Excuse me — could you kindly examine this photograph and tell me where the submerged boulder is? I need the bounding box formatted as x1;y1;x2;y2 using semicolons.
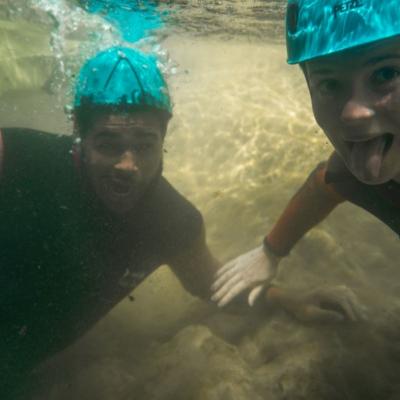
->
34;304;400;400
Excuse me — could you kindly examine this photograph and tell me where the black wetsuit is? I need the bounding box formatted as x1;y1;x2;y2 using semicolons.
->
326;152;400;235
0;128;203;397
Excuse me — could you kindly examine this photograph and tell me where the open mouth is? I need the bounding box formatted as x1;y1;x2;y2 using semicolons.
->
382;133;394;156
103;178;133;196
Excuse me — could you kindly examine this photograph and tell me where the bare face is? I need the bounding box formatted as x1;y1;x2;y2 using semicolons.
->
305;38;400;185
81;111;164;214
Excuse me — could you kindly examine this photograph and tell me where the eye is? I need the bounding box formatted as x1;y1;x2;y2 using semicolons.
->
371;66;400;86
134;143;154;153
317;79;341;96
95;141;125;156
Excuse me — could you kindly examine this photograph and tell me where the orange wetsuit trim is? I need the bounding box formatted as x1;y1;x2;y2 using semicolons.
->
264;162;345;257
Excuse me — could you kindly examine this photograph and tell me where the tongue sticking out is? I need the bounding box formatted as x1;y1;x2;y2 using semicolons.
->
350;136;387;181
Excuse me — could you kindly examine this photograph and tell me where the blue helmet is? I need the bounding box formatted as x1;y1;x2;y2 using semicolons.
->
286;0;400;64
74;46;172;114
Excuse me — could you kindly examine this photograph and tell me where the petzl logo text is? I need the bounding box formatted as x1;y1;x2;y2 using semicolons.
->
333;0;363;17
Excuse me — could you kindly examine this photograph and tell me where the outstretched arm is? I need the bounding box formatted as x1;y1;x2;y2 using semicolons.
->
168;165;366;322
210;161;367;322
212;161;345;306
168;208;365;322
168;225;220;301
264;161;345;257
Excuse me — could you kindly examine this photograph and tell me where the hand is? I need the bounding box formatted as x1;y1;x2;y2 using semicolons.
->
211;246;280;307
274;285;368;323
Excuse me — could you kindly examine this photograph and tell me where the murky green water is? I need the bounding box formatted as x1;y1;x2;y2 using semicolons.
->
1;1;399;399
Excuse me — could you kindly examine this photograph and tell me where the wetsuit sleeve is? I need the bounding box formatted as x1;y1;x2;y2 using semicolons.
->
264;162;346;257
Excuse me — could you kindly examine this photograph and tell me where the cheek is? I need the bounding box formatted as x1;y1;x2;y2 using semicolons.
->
311;97;346;153
147;152;162;171
312;101;332;137
383;91;400;124
143;151;162;177
312;96;335;129
310;91;327;126
84;152;112;175
149;145;163;164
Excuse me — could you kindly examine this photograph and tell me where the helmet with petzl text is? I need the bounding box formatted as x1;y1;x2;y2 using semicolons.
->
286;0;400;64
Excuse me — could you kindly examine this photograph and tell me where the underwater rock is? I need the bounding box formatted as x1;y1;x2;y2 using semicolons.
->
33;308;400;400
128;324;264;400
238;312;400;400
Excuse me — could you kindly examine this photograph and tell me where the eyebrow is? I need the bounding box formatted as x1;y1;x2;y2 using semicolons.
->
96;130;159;141
307;67;334;76
133;130;159;140
95;131;120;140
363;54;400;66
309;54;400;76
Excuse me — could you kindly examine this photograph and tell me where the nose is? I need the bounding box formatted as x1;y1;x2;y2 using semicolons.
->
341;100;375;124
340;87;375;126
114;151;139;173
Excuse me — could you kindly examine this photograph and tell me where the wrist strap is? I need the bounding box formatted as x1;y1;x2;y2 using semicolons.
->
263;236;289;258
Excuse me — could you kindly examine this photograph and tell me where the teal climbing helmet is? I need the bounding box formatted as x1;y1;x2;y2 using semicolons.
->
286;0;400;64
74;46;172;114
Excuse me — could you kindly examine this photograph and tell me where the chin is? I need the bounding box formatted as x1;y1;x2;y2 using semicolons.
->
351;169;392;186
94;184;143;215
97;191;139;214
105;200;137;215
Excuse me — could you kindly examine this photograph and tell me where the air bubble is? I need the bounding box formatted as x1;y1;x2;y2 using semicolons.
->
64;104;73;114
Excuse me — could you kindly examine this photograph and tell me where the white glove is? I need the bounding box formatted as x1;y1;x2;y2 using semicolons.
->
211;245;280;307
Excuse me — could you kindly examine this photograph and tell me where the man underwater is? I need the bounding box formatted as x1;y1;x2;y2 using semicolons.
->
1;46;217;397
211;0;400;316
1;45;362;398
